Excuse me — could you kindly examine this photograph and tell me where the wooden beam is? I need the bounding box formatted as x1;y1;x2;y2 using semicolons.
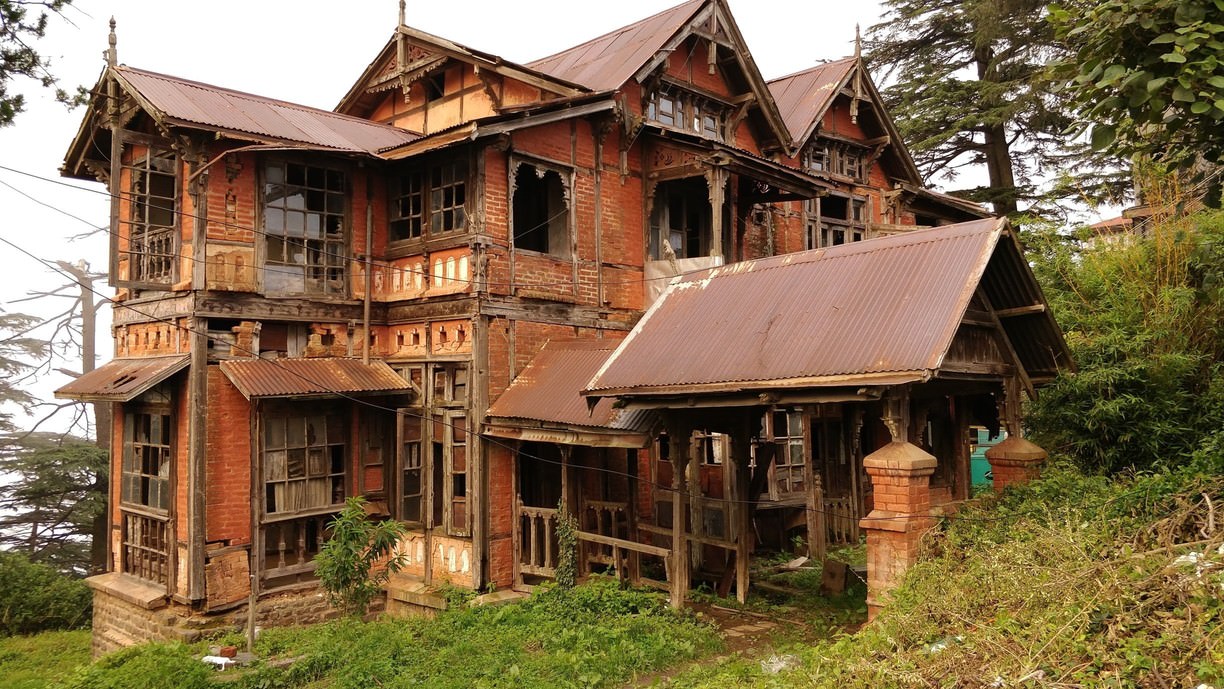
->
994;304;1046;318
976;289;1036;399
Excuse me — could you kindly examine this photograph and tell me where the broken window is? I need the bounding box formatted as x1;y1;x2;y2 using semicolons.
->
262;161;347;296
769;409;806;497
804;139;868;183
389;158;467;242
650;177;712;259
400;413;424;523
511;162;570;258
121;148;177;286
262;411;346;515
646;86;727;140
432;412;468;536
120;406;172;585
807;194;867;248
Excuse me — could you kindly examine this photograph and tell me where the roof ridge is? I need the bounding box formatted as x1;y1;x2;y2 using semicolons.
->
526;0;703;67
766;56;855;85
117;65;410;133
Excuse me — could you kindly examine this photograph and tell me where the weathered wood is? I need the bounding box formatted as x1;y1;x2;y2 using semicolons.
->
731;425;753;604
575;531;671;558
994;304;1046;318
668;424;692;609
186;318;208;600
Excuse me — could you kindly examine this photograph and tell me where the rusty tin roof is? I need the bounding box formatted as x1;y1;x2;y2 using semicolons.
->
55;355;189;402
114;66;419;154
487;340;654;435
527;0;704;91
219;358;412;399
767;59;856;144
586;218;1071;397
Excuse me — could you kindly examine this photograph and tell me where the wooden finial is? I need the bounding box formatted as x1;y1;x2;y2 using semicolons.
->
398;0;406;26
106;17;117;67
854;23;862;59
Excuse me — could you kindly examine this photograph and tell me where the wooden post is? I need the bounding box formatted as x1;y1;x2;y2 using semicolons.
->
668;424;692;609
730;425;752;604
626;448;641;585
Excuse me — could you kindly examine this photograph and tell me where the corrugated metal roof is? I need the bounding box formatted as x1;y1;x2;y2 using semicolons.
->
54;355;189;402
767;58;855;144
526;0;703;91
487;340;653;433
219;358;412;399
587;218;1071;396
114;67;419;154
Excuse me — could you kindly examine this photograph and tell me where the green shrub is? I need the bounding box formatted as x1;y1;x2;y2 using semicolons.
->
315;496;407;617
0;551;91;636
52;643;211;689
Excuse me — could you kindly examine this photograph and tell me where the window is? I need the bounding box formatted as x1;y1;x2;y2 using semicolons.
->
432;412;468;535
804;139;868;182
431;363;467;406
263;412;346;515
770;409;806;496
121;149;177;286
646;87;727;141
120;408;172;584
650;177;712;259
400;413;424;523
806;194;867;249
263;161;347;296
511;162;570;257
389;159;467;242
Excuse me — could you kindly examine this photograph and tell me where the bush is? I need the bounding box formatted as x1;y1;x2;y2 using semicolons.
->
53;643;212;689
315;496;407;617
0;551;91;636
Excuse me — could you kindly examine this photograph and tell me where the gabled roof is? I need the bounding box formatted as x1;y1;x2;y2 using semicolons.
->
585;218;1071;398
527;0;704;92
768;58;856;146
486;340;654;447
111;66;420;153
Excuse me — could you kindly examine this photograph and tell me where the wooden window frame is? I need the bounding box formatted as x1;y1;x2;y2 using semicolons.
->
769;408;807;499
117;147;179;289
260;159;349;297
509;157;573;259
119;404;173;586
388;157;468;245
808;193;868;249
261;409;348;520
645;86;729;142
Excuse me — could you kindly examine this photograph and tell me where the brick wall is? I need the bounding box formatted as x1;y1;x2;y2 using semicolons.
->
205;366;251;546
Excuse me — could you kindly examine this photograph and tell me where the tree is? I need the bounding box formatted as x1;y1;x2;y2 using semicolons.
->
0;309;46;433
0;0;81;127
315;497;407;617
0;433;106;575
866;0;1127;217
1050;0;1224;170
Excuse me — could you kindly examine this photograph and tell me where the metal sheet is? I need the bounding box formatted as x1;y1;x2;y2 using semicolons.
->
526;0;703;91
587;217;1069;396
219;358;412;399
487;340;653;434
767;59;855;144
116;67;418;154
55;355;189;402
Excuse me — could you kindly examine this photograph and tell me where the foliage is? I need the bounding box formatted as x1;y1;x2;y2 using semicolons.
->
314;496;407;617
0;629;90;689
1022;208;1224;473
0;433;107;575
554;500;578;589
0;551;91;636
53;643;214;689
657;456;1224;687
0;309;46;434
0;0;81;127
866;0;1127;216
1051;0;1224;168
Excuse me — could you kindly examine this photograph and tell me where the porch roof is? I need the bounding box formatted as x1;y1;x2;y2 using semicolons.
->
485;340;655;448
218;358;413;400
585;218;1073;399
54;355;189;403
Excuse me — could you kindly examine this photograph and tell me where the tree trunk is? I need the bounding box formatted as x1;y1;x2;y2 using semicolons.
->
975;46;1019;216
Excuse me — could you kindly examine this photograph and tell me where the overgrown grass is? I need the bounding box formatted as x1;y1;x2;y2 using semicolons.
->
657;447;1224;688
0;630;91;689
46;578;720;689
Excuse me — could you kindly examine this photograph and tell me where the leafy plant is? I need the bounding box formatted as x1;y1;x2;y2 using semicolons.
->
0;551;90;636
314;497;407;617
554;501;578;589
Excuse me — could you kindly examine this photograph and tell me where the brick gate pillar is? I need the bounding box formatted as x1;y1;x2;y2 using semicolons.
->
985;436;1047;490
859;440;937;620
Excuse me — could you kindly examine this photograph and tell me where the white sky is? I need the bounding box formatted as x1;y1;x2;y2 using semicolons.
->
0;0;886;431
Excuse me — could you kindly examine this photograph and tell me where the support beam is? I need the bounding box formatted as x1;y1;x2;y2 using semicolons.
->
667;420;693;609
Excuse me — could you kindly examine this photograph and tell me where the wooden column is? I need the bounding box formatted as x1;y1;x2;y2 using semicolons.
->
729;425;753;604
626;448;641;585
706;167;726;260
667;421;693;609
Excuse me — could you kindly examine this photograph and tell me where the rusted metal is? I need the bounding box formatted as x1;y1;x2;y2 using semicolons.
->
767;58;855;144
218;358;412;399
55;354;189;402
587;218;1072;398
486;339;653;436
527;0;704;91
114;67;418;154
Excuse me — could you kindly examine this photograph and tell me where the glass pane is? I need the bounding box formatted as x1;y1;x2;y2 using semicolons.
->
287;448;306;479
286;418;305;446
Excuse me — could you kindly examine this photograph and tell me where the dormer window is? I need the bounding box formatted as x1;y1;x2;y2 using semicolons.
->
646;86;726;141
804;139;868;183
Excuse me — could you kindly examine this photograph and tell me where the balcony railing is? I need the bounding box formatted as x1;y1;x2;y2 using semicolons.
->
262;512;334;589
121;510;170;586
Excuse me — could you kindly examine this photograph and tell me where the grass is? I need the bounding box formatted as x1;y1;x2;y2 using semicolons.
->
0;629;91;689
654;449;1224;688
41;578;721;689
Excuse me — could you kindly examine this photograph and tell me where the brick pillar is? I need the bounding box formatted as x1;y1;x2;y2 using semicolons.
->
985;436;1047;490
859;440;936;620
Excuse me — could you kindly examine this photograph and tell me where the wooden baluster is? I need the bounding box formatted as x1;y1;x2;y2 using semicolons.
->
531;514;541;568
544;512;554;569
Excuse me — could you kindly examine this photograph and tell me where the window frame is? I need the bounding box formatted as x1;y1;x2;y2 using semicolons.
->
509;157;574;259
117;146;179;289
805;193;869;249
768;408;807;499
645;84;729;142
804;138;869;184
388;156;469;245
260;159;350;298
260;408;349;521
